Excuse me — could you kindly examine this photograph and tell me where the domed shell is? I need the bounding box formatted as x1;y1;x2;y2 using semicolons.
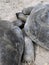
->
24;4;49;50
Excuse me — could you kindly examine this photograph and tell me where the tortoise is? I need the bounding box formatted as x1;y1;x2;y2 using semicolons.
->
0;20;25;65
24;3;49;51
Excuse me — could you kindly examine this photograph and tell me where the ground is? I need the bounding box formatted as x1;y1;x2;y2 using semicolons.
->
0;0;49;65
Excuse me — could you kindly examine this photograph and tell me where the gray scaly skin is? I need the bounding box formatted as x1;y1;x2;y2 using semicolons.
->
22;29;35;65
23;36;34;63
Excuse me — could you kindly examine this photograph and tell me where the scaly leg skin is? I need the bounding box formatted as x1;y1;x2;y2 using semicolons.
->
22;36;35;65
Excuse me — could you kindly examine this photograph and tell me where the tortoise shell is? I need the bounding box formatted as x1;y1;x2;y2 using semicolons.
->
24;3;49;50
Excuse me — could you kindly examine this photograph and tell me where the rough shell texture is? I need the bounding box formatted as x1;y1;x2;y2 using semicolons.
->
0;20;25;65
24;4;49;50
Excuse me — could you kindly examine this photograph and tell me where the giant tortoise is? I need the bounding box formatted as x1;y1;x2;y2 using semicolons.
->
24;3;49;51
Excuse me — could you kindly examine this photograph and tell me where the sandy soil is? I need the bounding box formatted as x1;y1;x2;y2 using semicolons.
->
0;0;49;21
0;0;49;65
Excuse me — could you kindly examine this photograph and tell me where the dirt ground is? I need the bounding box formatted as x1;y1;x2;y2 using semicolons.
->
0;0;49;65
